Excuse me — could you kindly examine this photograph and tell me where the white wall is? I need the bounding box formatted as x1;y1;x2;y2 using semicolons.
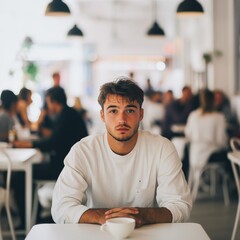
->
212;0;235;96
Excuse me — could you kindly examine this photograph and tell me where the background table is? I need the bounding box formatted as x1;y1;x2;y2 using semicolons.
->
0;148;43;233
25;223;210;240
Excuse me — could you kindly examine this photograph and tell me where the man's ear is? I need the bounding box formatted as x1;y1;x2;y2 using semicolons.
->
140;108;144;121
100;109;105;122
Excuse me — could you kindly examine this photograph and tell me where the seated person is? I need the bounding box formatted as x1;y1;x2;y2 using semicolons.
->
17;87;32;128
214;89;239;137
0;90;18;142
14;86;88;179
185;89;228;178
162;86;195;140
12;87;88;227
51;77;192;227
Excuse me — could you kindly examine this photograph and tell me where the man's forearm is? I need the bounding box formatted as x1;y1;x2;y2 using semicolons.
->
104;207;172;227
138;207;172;225
79;208;109;225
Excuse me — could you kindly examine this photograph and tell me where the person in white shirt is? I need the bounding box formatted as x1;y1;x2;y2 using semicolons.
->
185;88;228;172
51;77;192;227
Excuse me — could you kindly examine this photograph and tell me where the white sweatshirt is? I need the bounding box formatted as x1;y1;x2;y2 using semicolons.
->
51;130;192;224
185;109;227;169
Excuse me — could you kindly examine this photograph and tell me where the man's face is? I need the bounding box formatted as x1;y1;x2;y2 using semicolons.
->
46;96;58;115
100;94;143;142
182;88;192;102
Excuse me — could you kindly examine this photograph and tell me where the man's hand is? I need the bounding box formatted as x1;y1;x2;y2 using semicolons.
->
80;207;172;228
105;208;143;227
105;207;172;228
80;209;109;225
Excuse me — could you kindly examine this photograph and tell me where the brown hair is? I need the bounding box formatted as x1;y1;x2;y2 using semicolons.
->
18;87;31;101
98;76;144;108
199;88;215;114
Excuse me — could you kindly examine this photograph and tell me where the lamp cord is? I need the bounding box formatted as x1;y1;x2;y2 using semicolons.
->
153;0;158;22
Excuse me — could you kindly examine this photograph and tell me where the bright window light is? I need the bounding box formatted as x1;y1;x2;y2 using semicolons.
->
156;61;166;71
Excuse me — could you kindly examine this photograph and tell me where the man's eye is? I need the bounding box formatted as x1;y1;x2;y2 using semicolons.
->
127;109;135;113
109;109;117;114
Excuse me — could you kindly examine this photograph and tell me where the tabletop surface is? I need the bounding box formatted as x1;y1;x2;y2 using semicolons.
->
0;148;41;164
25;223;210;240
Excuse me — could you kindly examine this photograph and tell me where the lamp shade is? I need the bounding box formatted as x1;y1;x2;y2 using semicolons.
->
176;0;204;16
67;24;84;37
45;0;71;16
147;21;165;36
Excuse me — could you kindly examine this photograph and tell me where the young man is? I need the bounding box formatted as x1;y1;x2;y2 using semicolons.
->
52;77;192;227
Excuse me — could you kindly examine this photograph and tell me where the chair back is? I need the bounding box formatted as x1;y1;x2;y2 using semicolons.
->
229;138;240;197
230;137;240;151
228;138;240;240
0;148;12;203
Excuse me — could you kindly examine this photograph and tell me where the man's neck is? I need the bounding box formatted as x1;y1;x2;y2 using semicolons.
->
107;133;138;156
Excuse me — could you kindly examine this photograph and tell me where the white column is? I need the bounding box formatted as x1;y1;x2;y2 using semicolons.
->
212;0;235;95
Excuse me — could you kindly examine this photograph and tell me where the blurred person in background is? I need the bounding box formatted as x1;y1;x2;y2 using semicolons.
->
162;90;174;108
36;72;62;136
142;91;165;134
14;86;88;179
144;78;154;98
184;89;228;180
214;89;239;137
73;96;92;132
128;71;135;79
12;87;88;227
17;87;32;128
0;90;18;142
52;72;61;87
162;86;194;140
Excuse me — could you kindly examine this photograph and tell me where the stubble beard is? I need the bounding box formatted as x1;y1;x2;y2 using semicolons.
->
107;124;139;142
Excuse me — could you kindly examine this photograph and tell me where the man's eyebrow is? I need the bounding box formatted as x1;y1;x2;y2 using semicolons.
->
126;104;138;108
106;105;119;110
106;104;138;110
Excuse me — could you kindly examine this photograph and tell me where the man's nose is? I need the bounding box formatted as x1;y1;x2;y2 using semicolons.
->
118;112;127;124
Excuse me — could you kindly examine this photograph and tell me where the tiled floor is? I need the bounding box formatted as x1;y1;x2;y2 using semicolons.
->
189;198;238;240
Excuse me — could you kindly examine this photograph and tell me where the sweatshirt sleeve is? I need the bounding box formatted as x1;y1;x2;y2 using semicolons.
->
156;139;192;222
51;143;90;223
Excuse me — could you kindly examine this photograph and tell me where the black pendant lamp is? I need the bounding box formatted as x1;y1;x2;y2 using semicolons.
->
147;21;165;36
67;24;84;37
176;0;204;16
147;0;165;37
45;0;71;16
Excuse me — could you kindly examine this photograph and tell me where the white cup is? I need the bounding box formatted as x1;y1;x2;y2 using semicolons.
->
100;217;135;239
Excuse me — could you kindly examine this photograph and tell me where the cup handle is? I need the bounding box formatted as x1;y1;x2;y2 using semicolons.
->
100;223;108;233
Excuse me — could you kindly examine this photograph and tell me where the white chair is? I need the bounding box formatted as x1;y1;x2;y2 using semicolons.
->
188;153;230;206
228;137;240;240
31;180;55;226
0;149;16;240
230;137;240;152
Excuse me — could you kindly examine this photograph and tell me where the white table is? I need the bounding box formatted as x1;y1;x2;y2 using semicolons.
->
0;148;43;233
25;223;210;240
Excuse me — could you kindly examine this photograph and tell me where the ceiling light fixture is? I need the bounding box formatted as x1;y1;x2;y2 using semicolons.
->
67;24;84;37
147;0;165;37
45;0;71;16
176;0;204;16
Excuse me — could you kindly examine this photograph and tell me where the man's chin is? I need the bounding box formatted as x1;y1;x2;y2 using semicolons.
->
112;134;132;142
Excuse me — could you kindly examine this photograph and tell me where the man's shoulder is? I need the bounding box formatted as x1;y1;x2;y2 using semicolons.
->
138;131;176;157
139;130;170;144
